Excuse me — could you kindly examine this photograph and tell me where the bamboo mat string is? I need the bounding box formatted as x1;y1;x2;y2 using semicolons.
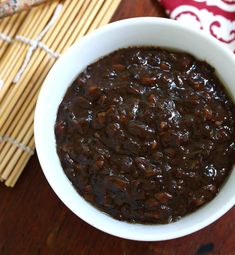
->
16;36;61;59
0;135;34;155
0;32;12;43
0;0;121;187
13;3;63;83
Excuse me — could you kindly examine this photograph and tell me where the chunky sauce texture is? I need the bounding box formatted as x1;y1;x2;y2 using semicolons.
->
55;47;235;224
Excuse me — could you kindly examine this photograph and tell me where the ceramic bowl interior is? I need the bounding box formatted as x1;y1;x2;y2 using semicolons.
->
34;17;235;241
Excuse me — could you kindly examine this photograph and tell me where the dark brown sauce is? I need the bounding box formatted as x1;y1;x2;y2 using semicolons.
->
55;47;235;224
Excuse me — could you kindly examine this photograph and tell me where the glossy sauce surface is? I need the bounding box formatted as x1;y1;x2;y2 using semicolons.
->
55;47;235;224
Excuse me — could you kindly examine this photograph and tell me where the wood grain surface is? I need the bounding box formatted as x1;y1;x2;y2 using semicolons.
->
0;0;235;254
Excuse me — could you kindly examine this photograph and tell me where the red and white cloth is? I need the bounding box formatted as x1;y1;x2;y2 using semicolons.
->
159;0;235;53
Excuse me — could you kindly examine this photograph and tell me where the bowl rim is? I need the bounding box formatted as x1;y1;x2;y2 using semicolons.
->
34;17;235;241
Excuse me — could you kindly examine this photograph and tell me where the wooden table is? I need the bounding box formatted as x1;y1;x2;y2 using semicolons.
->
1;1;235;254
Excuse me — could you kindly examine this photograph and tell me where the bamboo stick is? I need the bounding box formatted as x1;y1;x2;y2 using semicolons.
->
87;0;113;32
0;12;28;58
39;0;80;44
99;0;121;27
0;14;10;31
5;137;34;187
56;0;103;53
0;100;37;156
0;14;16;52
1;114;34;179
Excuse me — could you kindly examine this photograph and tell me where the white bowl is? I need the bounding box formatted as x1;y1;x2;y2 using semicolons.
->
34;17;235;241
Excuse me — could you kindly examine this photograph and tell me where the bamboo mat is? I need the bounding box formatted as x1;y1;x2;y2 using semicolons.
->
0;0;121;187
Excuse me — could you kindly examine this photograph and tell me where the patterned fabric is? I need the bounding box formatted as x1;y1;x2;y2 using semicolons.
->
159;0;235;53
0;0;48;18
